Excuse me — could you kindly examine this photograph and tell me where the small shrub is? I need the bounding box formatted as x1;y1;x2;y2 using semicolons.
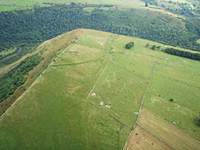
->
151;45;156;50
125;42;134;49
169;98;173;102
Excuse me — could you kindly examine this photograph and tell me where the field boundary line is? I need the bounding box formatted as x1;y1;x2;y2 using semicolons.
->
0;30;88;119
137;124;175;150
148;91;199;111
144;108;200;142
131;51;200;69
85;99;132;129
158;63;200;76
122;61;158;150
49;67;84;79
111;62;147;80
156;73;200;89
50;56;105;67
86;57;113;100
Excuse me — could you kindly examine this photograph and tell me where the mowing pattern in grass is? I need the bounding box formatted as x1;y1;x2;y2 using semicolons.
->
125;126;172;150
0;29;200;149
137;109;200;150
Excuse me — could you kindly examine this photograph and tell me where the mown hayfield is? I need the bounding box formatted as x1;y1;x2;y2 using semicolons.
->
137;109;200;150
125;126;172;150
0;29;200;150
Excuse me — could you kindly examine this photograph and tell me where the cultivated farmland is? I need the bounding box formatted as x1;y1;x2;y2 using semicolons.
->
0;29;200;149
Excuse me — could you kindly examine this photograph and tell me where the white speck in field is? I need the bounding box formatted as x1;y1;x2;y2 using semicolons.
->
91;93;96;96
134;112;139;115
100;101;104;106
106;105;111;109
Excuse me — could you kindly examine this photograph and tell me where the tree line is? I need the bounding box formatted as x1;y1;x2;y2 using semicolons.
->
162;48;200;60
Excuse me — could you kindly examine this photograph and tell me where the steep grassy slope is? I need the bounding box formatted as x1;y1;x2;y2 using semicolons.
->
0;29;200;149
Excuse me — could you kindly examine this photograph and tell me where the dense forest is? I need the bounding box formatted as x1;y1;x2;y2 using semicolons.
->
0;55;41;102
0;3;200;56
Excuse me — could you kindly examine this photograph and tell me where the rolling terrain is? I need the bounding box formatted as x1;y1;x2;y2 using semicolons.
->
0;29;199;150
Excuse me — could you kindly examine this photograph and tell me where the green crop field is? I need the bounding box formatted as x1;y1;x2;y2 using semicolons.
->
0;29;200;149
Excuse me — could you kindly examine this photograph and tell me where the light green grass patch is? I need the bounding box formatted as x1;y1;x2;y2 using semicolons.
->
77;30;111;50
113;51;156;79
88;63;147;126
132;38;200;68
103;34;133;53
149;74;200;110
52;44;106;66
143;93;200;139
156;64;200;87
158;58;200;75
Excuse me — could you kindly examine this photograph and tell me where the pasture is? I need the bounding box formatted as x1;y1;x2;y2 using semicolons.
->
0;29;200;149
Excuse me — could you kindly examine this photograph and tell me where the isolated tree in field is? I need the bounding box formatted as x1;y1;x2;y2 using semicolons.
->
196;113;200;127
125;42;134;49
145;2;149;7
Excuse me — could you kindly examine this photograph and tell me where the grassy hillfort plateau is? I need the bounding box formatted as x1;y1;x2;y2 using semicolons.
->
0;0;200;150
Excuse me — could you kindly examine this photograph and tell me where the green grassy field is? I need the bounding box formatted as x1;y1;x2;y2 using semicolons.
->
0;29;200;149
0;0;144;12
